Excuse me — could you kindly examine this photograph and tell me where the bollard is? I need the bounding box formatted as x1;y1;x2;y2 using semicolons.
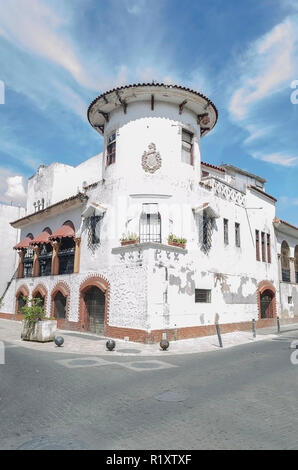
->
252;318;256;338
277;316;280;334
215;323;223;348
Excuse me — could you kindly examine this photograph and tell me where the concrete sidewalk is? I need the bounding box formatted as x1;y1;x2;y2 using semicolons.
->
1;318;298;357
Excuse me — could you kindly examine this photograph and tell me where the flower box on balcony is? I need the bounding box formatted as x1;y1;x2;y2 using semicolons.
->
168;234;187;249
120;232;139;246
120;239;139;246
168;241;186;249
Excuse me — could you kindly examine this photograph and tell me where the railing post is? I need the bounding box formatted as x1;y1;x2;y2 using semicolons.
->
277;316;280;334
215;322;223;348
252;318;256;338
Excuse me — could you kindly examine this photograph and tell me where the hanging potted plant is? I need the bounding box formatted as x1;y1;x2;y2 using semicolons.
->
168;234;187;249
21;296;57;342
120;232;139;246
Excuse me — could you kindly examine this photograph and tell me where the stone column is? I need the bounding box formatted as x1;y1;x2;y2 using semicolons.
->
51;240;60;276
17;250;24;279
290;257;295;283
33;245;41;277
74;237;81;274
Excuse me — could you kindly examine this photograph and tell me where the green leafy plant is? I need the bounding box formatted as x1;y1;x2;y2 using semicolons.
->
21;296;45;324
168;234;187;246
120;232;139;243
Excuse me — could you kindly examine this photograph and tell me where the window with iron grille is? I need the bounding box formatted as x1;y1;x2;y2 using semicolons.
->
23;248;34;278
196;210;214;253
261;232;266;262
38;243;52;277
256;230;260;261
88;215;102;247
223;218;229;245
58;238;75;275
267;234;271;263
195;289;211;303
235;223;241;247
139;204;161;243
281;240;290;282
181;129;193;165
106;132;116;166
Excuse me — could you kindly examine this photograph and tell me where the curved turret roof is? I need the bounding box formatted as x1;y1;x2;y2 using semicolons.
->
88;82;218;137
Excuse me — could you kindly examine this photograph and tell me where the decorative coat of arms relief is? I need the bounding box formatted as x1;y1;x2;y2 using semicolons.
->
141;143;162;173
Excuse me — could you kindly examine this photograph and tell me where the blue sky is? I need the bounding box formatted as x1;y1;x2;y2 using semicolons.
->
0;0;297;225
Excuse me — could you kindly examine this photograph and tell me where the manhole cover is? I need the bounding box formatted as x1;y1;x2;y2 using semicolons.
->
68;359;99;366
155;391;188;402
117;349;141;354
18;436;87;450
130;362;161;369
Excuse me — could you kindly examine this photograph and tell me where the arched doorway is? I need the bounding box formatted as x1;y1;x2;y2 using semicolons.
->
83;286;105;334
258;281;276;320
53;291;67;320
260;290;274;318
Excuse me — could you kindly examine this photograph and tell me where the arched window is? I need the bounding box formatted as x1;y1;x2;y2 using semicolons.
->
281;241;290;282
295;245;298;284
34;291;45;308
139;204;161;243
16;293;26;314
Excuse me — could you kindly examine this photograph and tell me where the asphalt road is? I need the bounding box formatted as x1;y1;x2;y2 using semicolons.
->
1;331;298;450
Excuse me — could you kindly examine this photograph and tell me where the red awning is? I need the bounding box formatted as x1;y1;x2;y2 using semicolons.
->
14;235;33;250
30;228;52;245
50;222;75;240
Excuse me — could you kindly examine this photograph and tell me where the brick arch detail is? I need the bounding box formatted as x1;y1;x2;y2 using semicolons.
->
257;280;277;320
50;281;71;322
78;275;110;332
32;283;48;315
15;284;30;313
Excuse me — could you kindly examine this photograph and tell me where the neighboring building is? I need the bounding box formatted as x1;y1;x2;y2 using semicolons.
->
1;83;297;342
0;203;25;301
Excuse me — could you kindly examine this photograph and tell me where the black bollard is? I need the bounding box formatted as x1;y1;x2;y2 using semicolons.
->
252;318;256;338
277;316;280;334
215;323;223;348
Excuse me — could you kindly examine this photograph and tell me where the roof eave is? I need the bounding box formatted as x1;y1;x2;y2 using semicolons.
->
10;194;88;229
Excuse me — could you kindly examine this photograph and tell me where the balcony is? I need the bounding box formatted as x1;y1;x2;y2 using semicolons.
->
201;176;246;207
112;241;188;266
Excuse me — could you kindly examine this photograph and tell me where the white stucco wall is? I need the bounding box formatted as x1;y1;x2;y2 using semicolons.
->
2;92;297;338
0;204;25;299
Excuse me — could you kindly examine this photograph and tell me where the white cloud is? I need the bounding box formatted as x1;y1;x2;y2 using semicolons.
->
253;152;298;167
0;169;26;205
5;176;26;203
0;0;96;90
125;0;147;15
229;17;298;120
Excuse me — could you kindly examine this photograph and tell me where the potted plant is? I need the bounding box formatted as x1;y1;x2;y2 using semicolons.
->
168;234;187;249
120;232;139;246
21;296;57;342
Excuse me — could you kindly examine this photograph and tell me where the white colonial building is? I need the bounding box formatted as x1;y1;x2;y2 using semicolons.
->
1;83;297;342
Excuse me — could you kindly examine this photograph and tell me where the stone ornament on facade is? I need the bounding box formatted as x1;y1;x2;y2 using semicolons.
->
198;114;210;126
142;143;162;173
